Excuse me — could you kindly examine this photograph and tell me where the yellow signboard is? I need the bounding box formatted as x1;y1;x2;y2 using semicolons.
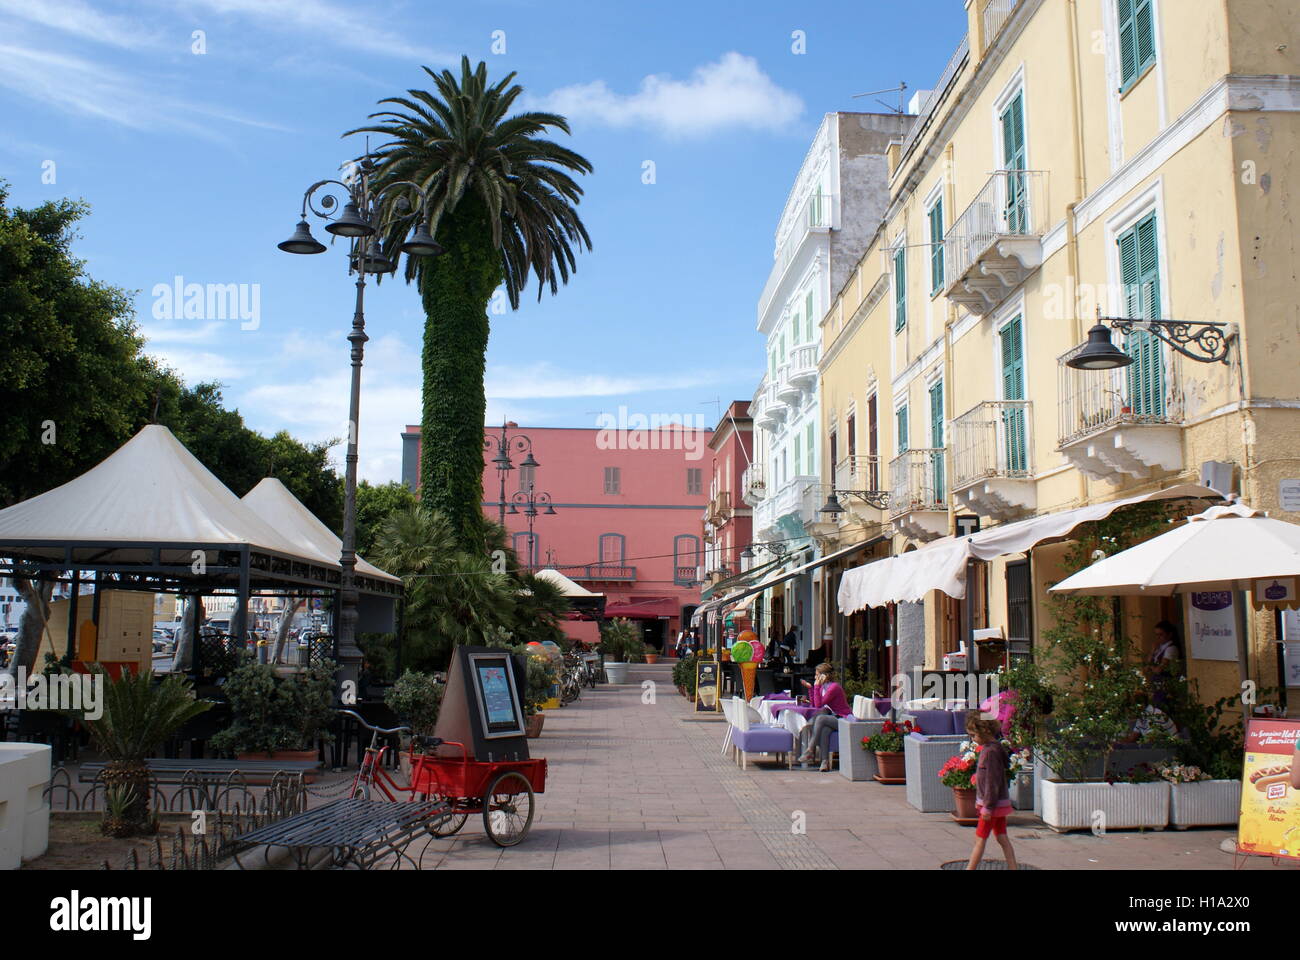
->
1236;719;1300;860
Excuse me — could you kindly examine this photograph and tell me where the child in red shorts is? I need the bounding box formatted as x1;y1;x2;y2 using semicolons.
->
966;712;1018;870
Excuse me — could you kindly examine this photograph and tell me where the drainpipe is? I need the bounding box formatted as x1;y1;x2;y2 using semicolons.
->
1065;0;1089;508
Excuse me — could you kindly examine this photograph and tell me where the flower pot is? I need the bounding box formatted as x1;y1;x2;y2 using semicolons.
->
1040;779;1170;832
604;661;630;684
1170;779;1241;829
525;714;545;739
739;661;758;700
644;653;660;665
677;685;686;697
875;750;906;781
952;786;980;821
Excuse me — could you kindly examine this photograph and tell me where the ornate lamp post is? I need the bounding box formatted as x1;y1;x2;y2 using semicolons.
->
1066;311;1237;370
507;485;557;569
483;421;539;528
277;156;443;699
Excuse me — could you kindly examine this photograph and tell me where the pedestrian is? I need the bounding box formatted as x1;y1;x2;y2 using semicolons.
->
965;711;1018;870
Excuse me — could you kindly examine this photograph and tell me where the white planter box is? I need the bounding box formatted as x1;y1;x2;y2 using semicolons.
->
1170;780;1241;829
1041;779;1170;832
604;662;630;684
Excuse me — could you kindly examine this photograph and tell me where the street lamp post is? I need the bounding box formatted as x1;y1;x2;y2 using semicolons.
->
507;485;557;569
278;157;443;700
483;421;539;528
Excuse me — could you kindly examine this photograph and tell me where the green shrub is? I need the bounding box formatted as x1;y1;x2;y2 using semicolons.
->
385;670;444;737
210;659;335;756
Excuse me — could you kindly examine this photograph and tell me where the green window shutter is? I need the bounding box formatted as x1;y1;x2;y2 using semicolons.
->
893;246;906;331
779;333;786;363
897;406;909;453
791;310;801;346
929;200;945;293
1001;93;1027;233
1000;316;1027;472
1119;212;1164;418
805;291;815;341
1118;0;1138;87
794;434;802;476
929;381;945;504
1135;0;1156;76
806;423;815;475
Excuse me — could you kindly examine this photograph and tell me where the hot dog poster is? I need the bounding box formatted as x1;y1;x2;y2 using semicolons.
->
1236;719;1300;860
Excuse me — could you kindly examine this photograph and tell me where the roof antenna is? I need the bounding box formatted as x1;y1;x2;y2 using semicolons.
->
852;82;908;114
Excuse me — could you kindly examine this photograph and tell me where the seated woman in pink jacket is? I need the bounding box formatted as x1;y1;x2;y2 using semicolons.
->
797;663;852;771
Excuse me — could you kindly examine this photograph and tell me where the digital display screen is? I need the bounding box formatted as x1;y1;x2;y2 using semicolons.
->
477;664;517;727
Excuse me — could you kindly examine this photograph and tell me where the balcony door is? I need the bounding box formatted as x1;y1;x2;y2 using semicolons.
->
1000;91;1027;233
1119;212;1165;418
999;314;1027;472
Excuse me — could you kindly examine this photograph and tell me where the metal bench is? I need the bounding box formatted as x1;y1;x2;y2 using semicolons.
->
229;797;453;870
77;758;321;812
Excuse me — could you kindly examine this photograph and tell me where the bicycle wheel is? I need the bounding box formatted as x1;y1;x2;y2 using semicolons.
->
427;808;469;838
349;777;371;800
482;772;535;847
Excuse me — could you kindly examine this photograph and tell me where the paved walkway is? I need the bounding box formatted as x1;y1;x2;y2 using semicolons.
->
412;663;1299;871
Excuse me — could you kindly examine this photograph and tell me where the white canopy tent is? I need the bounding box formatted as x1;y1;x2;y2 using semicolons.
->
243;477;400;591
838;483;1219;614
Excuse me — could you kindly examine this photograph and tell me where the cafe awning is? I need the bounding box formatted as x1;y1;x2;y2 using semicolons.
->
838;483;1220;614
717;537;881;609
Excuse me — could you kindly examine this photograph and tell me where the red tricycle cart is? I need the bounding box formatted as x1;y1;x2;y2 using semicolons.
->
410;741;547;848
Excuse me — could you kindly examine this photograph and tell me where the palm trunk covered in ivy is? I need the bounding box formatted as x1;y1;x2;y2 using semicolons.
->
351;58;592;550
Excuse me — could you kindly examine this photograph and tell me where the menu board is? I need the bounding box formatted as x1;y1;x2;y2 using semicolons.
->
1236;719;1300;861
695;659;720;713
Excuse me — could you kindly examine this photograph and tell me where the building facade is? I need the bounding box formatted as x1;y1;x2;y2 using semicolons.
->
817;0;1298;706
402;422;711;650
745;110;911;657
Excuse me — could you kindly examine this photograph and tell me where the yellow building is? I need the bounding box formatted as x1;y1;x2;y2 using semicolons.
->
818;0;1298;712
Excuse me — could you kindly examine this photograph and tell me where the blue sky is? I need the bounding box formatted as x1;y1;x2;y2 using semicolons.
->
0;0;965;483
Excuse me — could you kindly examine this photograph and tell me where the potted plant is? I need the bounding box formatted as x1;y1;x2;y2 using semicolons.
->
598;618;644;684
1159;678;1248;828
81;666;212;837
522;655;555;737
385;669;444;772
939;742;980;820
644;648;660;665
209;659;335;767
863;718;915;781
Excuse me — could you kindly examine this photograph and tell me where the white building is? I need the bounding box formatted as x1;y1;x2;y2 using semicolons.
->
745;112;908;655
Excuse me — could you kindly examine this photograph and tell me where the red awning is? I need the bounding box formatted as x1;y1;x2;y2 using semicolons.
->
603;598;678;619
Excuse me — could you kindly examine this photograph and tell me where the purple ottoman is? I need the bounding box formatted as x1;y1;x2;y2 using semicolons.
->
731;725;794;770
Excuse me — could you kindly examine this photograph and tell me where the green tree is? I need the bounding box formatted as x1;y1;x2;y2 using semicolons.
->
356;480;417;557
349;57;593;550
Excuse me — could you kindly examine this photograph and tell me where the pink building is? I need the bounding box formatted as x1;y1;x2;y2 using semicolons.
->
701;402;754;584
401;421;711;650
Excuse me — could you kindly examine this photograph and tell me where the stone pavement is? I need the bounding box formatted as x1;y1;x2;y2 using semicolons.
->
409;663;1299;871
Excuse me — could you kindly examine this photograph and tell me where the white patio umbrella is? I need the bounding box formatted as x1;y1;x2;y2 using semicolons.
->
1050;501;1300;599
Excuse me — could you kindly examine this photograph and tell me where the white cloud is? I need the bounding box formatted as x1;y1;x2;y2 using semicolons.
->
146;347;248;383
0;0;160;50
174;0;452;64
538;52;803;138
0;43;286;138
140;320;228;345
485;363;715;399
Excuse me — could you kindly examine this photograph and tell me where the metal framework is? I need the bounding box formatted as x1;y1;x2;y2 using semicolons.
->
1103;316;1236;365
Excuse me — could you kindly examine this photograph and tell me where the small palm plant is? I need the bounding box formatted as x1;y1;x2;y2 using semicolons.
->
83;667;211;836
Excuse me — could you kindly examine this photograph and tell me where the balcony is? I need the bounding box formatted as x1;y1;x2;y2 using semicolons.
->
888;449;948;541
834;455;887;522
753;474;819;539
800;481;840;537
951;400;1036;520
758;193;833;322
775;363;802;407
1056;345;1184;480
675;565;700;587
568;564;638;582
707;491;733;525
788;344;819;391
741;463;767;506
942;170;1047;316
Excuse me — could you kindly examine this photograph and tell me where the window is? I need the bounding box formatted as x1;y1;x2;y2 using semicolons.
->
846;412;857;459
1000;92;1028;233
1000;315;1027;472
893;245;907;332
805;291;815;341
829;430;838;473
674;534;702;573
1118;0;1156;92
598;533;625;565
517;462;535;493
686;468;702;495
805;423;814;476
1006;560;1033;661
896;404;909;453
928;199;945;293
603;466;620;494
512;531;537;568
1119;211;1164;417
791;308;802;345
867;394;879;489
929;380;945;503
794;435;803;476
779;333;786;363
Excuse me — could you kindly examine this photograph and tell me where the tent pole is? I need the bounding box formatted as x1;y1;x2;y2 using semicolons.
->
66;569;80;662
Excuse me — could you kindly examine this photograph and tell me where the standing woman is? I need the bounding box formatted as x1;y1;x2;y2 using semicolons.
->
797;663;853;772
1148;620;1184;711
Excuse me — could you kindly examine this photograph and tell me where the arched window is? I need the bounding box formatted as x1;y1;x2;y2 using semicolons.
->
674;534;702;585
513;532;537;568
598;533;625;565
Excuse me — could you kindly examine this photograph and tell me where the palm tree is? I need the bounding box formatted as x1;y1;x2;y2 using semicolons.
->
348;57;593;550
372;503;518;671
82;668;212;836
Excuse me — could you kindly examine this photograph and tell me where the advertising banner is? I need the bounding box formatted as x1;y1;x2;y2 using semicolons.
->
694;659;720;713
1236;719;1300;860
1184;590;1239;661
